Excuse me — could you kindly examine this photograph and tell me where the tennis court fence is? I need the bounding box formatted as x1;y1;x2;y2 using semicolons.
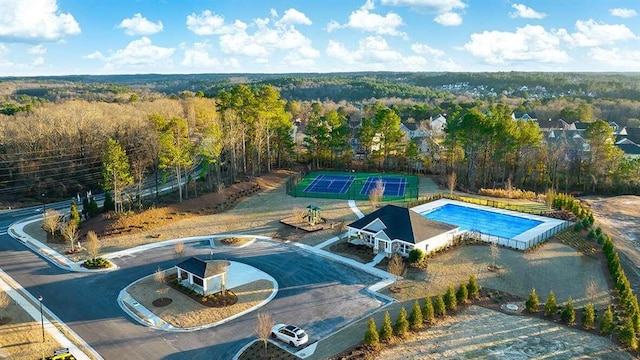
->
285;170;419;201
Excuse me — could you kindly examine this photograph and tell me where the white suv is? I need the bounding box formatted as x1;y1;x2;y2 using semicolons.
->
271;324;309;347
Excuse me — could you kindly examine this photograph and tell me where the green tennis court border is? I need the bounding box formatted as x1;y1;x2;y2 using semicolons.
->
286;170;419;202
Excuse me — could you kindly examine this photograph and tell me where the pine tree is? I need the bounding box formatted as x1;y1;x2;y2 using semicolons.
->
560;297;575;324
69;201;81;228
582;303;595;329
444;285;457;311
409;300;423;330
434;294;447;317
599;306;614;335
364;317;379;349
394;307;409;338
103;191;115;212
423;296;435;324
467;274;480;300
619;317;638;350
525;288;539;313
544;291;557;317
379;311;393;342
456;282;468;304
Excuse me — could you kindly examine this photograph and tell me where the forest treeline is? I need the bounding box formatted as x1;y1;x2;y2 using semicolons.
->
1;73;639;204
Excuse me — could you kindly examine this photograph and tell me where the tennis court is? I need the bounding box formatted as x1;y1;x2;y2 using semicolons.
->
286;170;419;201
360;177;407;197
304;174;355;194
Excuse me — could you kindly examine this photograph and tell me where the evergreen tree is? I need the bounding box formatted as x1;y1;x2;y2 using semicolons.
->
561;297;575;324
525;288;539;313
364;317;379;349
544;291;557;317
82;196;90;219
103;191;115;212
434;294;447;317
467;274;480;300
409;300;423;330
619;317;638;350
456;282;468;304
423;296;435;324
444;285;458;311
379;311;393;342
599;306;614;335
582;303;595;329
88;197;99;216
394;307;409;338
69;201;81;228
102;137;133;212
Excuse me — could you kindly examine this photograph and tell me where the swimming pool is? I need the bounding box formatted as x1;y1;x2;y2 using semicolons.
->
420;203;543;239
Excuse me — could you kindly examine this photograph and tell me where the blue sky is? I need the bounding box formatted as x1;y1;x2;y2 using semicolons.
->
1;0;639;76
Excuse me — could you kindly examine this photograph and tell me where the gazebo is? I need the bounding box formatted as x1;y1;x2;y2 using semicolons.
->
175;257;230;296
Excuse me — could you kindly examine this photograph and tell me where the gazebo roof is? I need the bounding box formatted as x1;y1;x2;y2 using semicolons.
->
176;257;229;279
307;205;321;211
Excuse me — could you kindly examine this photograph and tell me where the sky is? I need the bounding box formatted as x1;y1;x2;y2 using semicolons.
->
0;0;639;76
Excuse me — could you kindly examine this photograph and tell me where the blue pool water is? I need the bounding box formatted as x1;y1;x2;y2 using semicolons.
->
421;203;542;238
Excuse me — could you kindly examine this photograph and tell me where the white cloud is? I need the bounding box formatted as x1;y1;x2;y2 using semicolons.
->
434;12;462;26
556;19;636;47
180;40;242;70
279;8;312;25
329;0;406;36
83;51;104;60
589;47;640;68
411;43;445;57
381;0;466;12
464;25;570;65
0;0;80;42
186;10;246;35
33;56;45;66
326;36;435;71
28;44;47;55
510;4;546;19
107;37;174;66
270;9;278;18
610;8;637;18
118;13;163;36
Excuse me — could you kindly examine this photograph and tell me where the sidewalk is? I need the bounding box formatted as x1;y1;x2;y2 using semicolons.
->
0;270;100;360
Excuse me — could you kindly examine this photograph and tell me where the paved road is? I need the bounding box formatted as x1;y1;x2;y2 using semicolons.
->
0;218;383;359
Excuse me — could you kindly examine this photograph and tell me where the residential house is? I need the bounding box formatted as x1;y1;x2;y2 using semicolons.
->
347;204;459;257
428;114;447;136
511;112;538;122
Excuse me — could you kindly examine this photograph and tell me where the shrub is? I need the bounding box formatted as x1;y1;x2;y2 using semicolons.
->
467;275;480;300
620;318;638;350
600;306;614;335
581;218;591;229
423;296;435;324
573;222;584;232
596;233;606;245
444;285;457;311
408;248;425;264
82;257;111;269
582;303;595;329
525;288;539;313
409;300;423;330
394;307;409;338
595;227;602;236
544;291;557;317
456;283;468;304
560;298;575;324
379;311;393;342
587;229;596;239
434;294;447;317
364;318;379;348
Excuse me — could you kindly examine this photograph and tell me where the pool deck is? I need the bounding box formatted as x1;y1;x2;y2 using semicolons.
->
412;199;568;249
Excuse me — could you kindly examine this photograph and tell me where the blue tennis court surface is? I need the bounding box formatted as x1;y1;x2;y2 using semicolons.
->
360;177;407;197
304;174;355;194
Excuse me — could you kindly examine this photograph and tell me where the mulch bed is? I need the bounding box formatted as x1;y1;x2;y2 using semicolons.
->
152;298;173;307
238;341;298;360
165;273;238;308
0;316;11;325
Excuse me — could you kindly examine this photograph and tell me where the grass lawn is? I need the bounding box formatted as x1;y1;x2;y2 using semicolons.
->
126;270;274;328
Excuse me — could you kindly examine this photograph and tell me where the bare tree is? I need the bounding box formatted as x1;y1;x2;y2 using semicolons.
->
387;253;406;281
61;221;79;252
292;207;307;228
0;291;10;321
490;242;500;269
369;179;384;209
255;312;275;356
586;279;598;304
41;209;61;242
154;268;169;301
447;171;457;197
85;231;101;260
173;241;185;260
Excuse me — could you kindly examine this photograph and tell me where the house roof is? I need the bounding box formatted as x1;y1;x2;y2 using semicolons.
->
347;204;457;244
535;119;572;130
402;122;418;131
617;143;640;155
176;257;230;279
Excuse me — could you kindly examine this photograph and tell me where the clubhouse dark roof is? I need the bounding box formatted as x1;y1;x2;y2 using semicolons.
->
348;204;457;244
176;257;230;278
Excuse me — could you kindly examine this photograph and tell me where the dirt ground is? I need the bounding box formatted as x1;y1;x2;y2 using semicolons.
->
583;195;640;294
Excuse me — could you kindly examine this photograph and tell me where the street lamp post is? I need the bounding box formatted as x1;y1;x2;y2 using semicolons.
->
41;193;46;219
38;295;44;342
